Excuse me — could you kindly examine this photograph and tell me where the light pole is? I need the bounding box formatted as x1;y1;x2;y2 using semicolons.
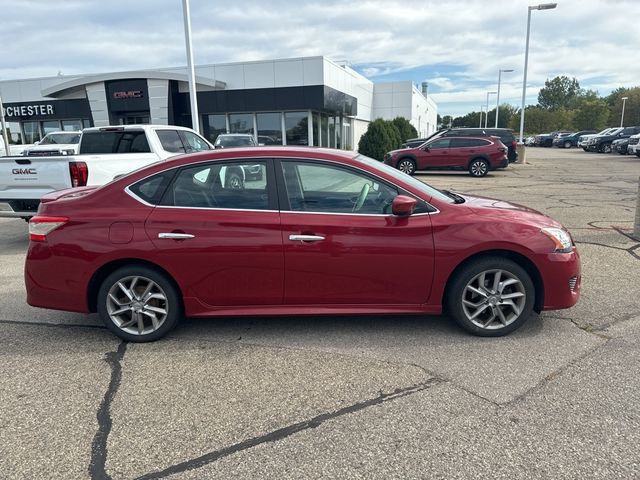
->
519;3;557;143
495;69;514;128
620;96;629;127
479;105;485;128
485;92;497;128
182;0;200;133
0;96;10;156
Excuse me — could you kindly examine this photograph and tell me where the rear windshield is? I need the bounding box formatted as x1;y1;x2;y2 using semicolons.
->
80;130;151;154
214;136;255;147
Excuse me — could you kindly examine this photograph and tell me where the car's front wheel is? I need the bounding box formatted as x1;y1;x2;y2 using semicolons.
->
446;257;535;336
599;142;612;153
97;265;182;342
564;141;572;149
468;158;489;177
397;158;416;176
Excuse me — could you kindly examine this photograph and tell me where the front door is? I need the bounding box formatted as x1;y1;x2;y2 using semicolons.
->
416;138;451;168
277;159;435;305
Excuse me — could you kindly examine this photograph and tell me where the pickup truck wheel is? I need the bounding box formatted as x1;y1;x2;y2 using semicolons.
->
225;172;244;189
97;265;182;342
564;141;572;148
582;147;588;151
599;142;612;153
446;256;534;337
468;158;489;177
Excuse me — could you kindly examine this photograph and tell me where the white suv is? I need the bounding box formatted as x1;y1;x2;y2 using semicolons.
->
627;133;640;157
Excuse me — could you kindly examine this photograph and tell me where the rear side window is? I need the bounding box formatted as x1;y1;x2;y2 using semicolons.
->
80;131;151;154
129;170;176;205
157;130;186;153
179;131;212;152
450;138;489;147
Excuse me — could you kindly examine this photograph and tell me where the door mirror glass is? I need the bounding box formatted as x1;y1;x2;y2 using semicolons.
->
391;195;417;216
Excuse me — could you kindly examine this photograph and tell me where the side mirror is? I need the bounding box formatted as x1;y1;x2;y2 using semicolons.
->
34;141;40;145
392;195;417;216
423;145;430;151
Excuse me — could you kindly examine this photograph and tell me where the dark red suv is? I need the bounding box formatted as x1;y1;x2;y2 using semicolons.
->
384;136;509;177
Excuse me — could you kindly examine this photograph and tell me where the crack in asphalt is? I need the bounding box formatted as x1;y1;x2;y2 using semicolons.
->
133;378;443;480
89;341;128;480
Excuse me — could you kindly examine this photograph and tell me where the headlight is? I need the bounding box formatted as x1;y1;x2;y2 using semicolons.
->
62;149;76;155
541;227;572;253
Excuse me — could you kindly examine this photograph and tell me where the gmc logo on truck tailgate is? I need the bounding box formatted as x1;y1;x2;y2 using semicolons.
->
12;168;37;175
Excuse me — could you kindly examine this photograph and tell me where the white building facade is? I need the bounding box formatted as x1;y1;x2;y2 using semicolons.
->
0;56;437;150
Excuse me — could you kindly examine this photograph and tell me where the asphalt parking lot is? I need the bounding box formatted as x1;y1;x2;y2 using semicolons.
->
1;147;639;479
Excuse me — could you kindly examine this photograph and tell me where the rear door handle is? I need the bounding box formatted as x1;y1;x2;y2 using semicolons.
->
158;232;195;240
289;234;325;242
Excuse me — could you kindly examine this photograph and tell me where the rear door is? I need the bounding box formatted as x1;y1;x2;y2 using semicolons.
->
143;158;284;308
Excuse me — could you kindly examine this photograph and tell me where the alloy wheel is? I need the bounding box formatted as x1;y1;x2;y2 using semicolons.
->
469;160;488;177
397;159;415;175
460;269;526;330
106;275;169;335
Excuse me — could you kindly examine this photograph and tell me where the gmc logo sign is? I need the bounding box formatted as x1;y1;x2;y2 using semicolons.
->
12;168;37;175
113;90;143;99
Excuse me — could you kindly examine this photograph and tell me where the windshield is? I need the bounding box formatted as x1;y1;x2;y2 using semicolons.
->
606;128;623;136
355;154;455;204
40;133;81;145
214;135;254;147
596;128;612;135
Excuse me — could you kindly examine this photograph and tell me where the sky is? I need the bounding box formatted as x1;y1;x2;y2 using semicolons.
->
1;0;638;117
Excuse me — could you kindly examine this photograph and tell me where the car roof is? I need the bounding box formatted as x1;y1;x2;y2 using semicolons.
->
82;125;199;133
217;133;254;137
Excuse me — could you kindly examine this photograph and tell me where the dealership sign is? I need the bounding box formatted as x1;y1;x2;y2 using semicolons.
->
3;104;55;117
113;90;143;99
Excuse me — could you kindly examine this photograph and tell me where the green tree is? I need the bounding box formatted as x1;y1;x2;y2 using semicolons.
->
606;87;640;127
385;121;402;150
391;117;418;143
452;111;482;128
441;115;453;128
573;98;609;130
357;119;395;161
538;76;581;110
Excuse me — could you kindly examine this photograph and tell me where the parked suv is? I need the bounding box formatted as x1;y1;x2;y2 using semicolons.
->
627;134;640;157
414;128;518;162
552;130;597;148
586;126;640;153
384;136;508;177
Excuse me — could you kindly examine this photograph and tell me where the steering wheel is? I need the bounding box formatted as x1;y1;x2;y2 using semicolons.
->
352;183;371;212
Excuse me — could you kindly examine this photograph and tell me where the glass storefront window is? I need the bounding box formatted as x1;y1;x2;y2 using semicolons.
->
62;120;82;131
328;116;336;149
285;111;308;146
312;113;320;147
42;121;61;134
256;112;282;145
23;122;41;144
229;113;253;135
343;118;352;150
6;122;23;144
320;114;328;148
203;114;227;143
336;117;342;149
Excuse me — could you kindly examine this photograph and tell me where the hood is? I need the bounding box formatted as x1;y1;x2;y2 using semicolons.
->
459;193;562;228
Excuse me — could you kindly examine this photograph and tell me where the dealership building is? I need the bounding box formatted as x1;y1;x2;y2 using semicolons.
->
0;56;437;150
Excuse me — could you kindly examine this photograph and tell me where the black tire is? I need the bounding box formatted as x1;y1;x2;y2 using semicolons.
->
599;142;612;153
446;256;535;337
468;158;489;177
97;265;182;342
564;141;572;149
225;171;244;189
582;147;588;152
397;158;416;176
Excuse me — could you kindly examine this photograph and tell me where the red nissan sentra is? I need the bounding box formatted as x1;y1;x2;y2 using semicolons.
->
25;147;580;342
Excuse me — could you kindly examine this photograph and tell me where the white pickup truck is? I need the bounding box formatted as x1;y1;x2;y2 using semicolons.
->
0;124;212;219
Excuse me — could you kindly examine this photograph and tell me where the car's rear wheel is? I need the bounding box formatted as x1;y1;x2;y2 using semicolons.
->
446;257;535;336
564;141;572;148
97;265;182;342
397;158;416;176
468;158;489;177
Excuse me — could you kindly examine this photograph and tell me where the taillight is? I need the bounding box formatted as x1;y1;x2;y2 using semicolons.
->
69;161;88;187
28;216;68;242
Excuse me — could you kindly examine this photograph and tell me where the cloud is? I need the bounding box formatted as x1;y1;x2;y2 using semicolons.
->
0;0;638;117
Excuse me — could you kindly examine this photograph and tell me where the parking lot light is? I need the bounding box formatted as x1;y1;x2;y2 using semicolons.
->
519;3;558;143
621;97;629;127
479;105;485;128
485;92;497;128
495;69;514;128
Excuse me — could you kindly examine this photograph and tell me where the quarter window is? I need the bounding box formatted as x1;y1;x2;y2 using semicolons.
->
157;130;186;153
281;161;398;214
179;131;212;152
129;169;177;205
166;161;270;210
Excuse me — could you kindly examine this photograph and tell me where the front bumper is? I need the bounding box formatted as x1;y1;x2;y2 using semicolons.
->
536;248;581;310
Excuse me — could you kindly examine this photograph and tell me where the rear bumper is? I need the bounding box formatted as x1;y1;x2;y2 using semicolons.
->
0;199;39;218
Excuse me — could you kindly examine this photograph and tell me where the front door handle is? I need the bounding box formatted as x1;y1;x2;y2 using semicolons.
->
289;234;325;242
158;232;195;240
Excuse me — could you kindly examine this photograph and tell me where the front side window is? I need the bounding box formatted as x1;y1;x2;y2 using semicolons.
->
157;130;186;153
166;161;269;210
179;131;212;152
281;161;398;214
428;139;450;149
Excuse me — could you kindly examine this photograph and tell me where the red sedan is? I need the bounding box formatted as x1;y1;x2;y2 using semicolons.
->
384;136;509;177
25;147;580;342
